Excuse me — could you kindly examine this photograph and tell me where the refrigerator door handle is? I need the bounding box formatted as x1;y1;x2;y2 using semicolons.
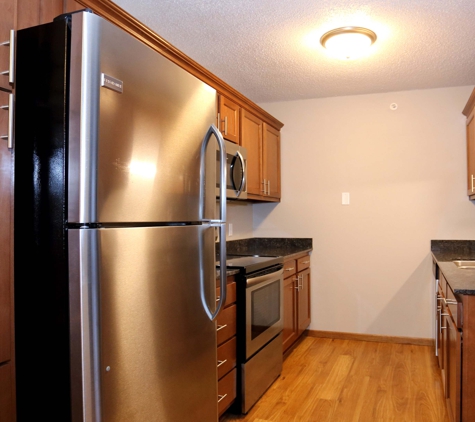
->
200;124;227;321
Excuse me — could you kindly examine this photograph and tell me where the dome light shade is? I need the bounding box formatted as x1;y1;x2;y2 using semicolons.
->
320;27;377;60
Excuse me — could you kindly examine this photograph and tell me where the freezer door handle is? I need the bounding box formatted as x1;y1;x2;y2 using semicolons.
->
199;124;227;321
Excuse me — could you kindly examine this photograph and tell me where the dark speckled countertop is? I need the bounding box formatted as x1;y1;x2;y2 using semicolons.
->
226;237;312;260
431;240;475;295
216;237;313;278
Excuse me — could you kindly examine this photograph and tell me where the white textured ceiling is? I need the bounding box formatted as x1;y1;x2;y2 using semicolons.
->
114;0;475;103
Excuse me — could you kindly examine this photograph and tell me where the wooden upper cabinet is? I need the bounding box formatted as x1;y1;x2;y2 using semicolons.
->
240;109;281;201
63;0;84;13
240;109;263;196
0;0;83;90
218;95;240;144
0;0;14;91
467;110;475;197
464;88;475;198
263;123;281;199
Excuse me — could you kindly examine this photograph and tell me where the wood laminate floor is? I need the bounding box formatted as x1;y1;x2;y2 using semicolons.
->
221;336;449;422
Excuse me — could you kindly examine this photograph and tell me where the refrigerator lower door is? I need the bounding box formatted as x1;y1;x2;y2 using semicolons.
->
69;225;218;422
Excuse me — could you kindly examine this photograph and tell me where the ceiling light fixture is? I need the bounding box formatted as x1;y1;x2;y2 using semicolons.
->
320;26;377;60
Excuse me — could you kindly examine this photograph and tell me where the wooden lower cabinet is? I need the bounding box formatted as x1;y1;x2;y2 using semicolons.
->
216;275;237;417
446;312;462;422
283;273;298;352
282;253;311;354
0;362;14;422
297;268;311;336
433;267;475;422
218;368;237;416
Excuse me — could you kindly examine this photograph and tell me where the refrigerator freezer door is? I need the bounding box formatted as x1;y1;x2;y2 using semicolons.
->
68;12;217;224
69;225;218;422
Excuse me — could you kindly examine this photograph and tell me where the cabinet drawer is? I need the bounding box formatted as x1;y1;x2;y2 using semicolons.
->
216;282;236;308
218;367;237;416
446;285;463;329
217;304;236;346
217;336;236;379
297;255;310;272
283;259;297;277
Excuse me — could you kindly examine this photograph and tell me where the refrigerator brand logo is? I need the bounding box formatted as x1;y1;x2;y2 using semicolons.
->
101;73;123;93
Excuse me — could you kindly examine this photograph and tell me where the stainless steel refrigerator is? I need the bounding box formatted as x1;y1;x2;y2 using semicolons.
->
14;10;227;422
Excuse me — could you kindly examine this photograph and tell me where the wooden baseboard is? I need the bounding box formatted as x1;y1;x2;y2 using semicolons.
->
307;329;434;347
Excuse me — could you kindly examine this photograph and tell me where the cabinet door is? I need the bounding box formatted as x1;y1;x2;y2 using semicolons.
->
437;288;444;371
283;275;298;353
240;109;263;196
446;314;462;422
263;123;281;199
467;111;475;196
0;362;14;422
218;95;240;144
0;0;14;91
0;90;12;365
297;268;311;335
63;0;84;13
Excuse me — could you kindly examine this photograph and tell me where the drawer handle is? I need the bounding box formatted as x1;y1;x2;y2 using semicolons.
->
301;260;310;264
218;394;228;403
217;359;227;368
285;267;295;271
217;324;227;332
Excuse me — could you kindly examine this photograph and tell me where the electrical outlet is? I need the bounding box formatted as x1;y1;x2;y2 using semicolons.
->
342;192;350;205
228;223;233;236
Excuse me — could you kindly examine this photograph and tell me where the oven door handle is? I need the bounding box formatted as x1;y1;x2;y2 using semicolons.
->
246;268;284;288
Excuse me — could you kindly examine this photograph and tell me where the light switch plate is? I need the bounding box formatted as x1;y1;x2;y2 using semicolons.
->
342;192;350;205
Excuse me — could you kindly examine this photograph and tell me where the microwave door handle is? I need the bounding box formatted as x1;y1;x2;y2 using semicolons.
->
234;150;246;198
199;124;227;320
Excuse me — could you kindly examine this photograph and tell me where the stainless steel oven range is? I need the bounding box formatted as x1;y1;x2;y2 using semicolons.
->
222;255;284;414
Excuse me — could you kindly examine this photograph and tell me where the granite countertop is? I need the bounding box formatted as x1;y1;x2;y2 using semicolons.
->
216;237;313;278
431;240;475;295
225;237;313;260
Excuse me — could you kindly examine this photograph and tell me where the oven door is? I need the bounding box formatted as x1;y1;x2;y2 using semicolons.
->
245;268;283;359
216;141;247;200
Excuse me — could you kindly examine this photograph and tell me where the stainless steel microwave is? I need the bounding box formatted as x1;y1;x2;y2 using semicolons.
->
216;140;247;200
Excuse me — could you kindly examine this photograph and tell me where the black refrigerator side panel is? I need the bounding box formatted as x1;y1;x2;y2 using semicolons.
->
14;19;72;421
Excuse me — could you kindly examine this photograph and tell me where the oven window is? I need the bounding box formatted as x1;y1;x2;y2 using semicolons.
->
251;280;281;340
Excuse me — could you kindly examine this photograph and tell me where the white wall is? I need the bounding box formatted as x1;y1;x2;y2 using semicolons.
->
225;201;254;240
247;86;475;339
